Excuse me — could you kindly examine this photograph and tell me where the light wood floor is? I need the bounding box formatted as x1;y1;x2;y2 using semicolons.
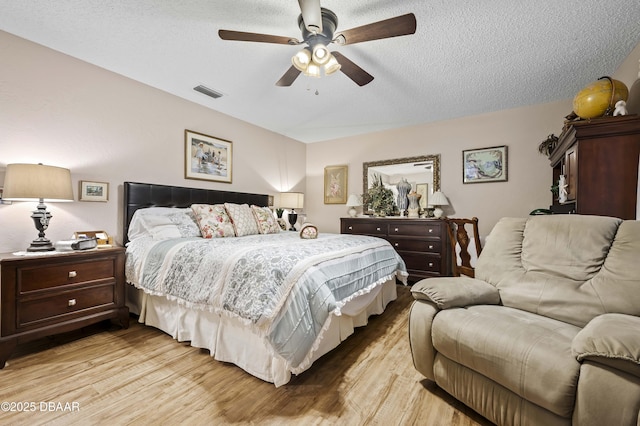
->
0;285;492;426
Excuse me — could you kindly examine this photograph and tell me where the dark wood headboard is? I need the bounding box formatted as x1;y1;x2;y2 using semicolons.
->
123;182;269;245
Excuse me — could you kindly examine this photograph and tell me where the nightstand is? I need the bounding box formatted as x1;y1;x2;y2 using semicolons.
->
0;247;129;368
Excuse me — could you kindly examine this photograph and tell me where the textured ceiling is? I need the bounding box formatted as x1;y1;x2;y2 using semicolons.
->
1;1;640;143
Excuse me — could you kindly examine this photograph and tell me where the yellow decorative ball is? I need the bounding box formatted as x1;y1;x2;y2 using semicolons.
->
573;77;628;119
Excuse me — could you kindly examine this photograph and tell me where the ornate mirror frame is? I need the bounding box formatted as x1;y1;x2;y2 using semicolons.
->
362;154;441;213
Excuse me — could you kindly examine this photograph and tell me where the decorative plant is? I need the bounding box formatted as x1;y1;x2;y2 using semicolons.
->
363;174;395;216
538;134;558;157
275;208;284;218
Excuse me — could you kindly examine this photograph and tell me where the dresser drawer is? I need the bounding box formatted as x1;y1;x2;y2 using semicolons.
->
342;221;387;235
18;259;116;293
400;252;442;274
18;283;116;326
388;238;442;253
388;222;442;237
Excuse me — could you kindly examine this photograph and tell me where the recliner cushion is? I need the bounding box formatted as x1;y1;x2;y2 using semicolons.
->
432;305;581;418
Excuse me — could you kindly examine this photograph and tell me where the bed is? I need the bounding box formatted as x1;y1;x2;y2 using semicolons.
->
123;182;407;386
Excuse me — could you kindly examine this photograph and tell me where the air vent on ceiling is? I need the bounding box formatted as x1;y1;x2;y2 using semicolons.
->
194;85;223;99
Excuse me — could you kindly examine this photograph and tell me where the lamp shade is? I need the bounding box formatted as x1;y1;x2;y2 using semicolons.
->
292;48;312;72
430;191;449;206
3;163;74;202
324;54;341;75
279;192;304;209
346;194;362;207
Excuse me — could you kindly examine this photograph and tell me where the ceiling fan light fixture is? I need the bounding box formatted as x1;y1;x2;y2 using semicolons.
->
323;54;341;75
292;48;312;72
312;44;330;65
304;62;321;78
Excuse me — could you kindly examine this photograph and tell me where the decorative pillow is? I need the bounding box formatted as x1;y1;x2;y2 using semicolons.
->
128;207;201;241
224;203;260;237
251;206;280;234
191;204;235;238
299;223;318;239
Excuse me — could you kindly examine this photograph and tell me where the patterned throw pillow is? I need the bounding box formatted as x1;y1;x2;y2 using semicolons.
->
191;204;235;238
251;205;280;234
224;203;260;237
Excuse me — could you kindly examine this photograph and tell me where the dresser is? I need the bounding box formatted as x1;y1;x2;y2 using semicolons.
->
0;247;129;368
341;217;451;282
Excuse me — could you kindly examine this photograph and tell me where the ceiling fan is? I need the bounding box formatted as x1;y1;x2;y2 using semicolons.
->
218;0;417;87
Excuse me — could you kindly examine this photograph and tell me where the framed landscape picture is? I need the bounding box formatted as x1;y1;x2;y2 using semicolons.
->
185;129;232;183
79;181;109;202
462;145;508;184
324;165;348;204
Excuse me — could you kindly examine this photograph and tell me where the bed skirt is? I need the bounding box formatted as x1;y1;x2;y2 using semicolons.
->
125;279;398;386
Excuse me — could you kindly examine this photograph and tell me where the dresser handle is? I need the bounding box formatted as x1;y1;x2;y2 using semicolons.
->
428;244;434;250
68;271;77;278
68;299;77;307
428;262;434;267
428;229;433;233
394;228;399;232
376;227;381;231
394;243;399;247
348;226;353;230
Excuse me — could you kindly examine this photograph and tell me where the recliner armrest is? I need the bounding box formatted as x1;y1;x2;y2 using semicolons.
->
572;313;640;377
410;276;501;309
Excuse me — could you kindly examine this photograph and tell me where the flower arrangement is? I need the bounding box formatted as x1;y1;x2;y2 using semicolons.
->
363;174;395;216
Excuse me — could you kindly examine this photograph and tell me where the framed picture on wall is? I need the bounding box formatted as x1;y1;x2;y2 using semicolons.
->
324;165;348;204
185;129;233;183
462;145;508;184
79;181;109;202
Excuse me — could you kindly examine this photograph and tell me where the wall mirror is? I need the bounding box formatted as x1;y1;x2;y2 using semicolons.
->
362;154;440;213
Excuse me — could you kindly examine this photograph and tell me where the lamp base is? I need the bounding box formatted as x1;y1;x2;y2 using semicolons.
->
27;237;54;252
288;212;298;231
434;207;445;218
348;207;357;217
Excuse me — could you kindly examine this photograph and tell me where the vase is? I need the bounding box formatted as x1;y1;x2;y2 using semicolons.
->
407;191;421;218
396;178;411;215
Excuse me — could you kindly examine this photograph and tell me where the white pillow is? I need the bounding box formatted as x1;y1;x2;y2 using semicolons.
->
128;207;201;241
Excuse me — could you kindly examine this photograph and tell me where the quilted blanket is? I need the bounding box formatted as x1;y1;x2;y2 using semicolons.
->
125;232;407;370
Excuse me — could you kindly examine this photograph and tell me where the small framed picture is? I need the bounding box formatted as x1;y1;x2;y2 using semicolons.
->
324;165;348;204
79;181;109;202
462;145;508;184
185;129;232;183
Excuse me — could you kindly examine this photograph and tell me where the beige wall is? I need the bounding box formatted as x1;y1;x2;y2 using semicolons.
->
2;28;638;253
0;31;306;253
306;40;640;238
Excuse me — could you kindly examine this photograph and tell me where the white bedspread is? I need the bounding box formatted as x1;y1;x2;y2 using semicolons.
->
125;232;407;373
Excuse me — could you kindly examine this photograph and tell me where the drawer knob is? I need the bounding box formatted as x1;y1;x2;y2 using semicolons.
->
428;245;434;250
376;227;381;231
68;271;77;278
428;262;434;267
428;229;433;233
68;299;77;307
348;226;353;230
394;243;399;247
394;228;399;232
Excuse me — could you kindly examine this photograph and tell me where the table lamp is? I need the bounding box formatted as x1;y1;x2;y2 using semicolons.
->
430;191;449;218
346;194;362;217
279;192;304;231
3;163;74;251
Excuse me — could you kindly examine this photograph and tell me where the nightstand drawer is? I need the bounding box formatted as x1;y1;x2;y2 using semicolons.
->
19;259;116;293
18;283;116;326
389;222;441;237
388;238;442;253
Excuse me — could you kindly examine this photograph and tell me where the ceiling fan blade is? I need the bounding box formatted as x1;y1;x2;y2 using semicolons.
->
219;29;300;45
276;66;302;87
332;52;374;86
298;0;322;33
334;13;417;46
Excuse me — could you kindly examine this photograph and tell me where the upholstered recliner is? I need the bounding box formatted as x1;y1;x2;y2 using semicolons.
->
409;215;640;426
